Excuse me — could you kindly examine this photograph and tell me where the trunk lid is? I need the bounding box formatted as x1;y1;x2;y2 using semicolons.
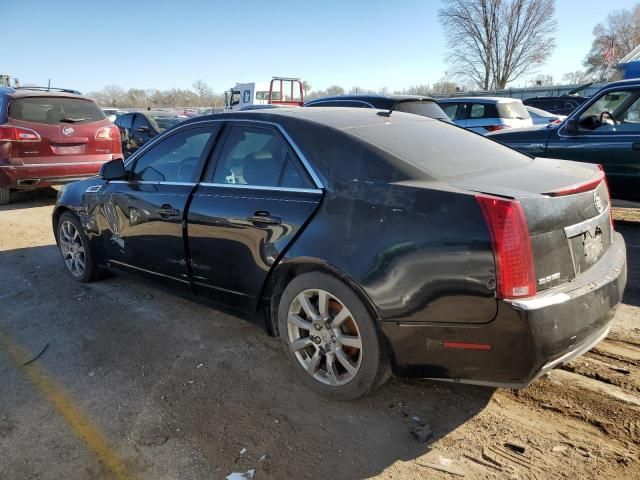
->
451;158;612;292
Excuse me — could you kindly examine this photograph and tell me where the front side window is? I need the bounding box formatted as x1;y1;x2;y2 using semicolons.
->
212;126;311;188
132;128;214;182
132;114;151;133
579;90;640;132
115;114;133;129
469;104;486;118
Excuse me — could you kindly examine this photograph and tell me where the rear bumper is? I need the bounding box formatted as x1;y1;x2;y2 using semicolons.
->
0;156;115;189
382;231;627;387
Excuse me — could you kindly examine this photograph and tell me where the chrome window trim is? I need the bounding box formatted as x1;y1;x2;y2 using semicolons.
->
563;206;610;238
124;118;324;190
108;180;196;187
198;182;322;194
304;99;375;108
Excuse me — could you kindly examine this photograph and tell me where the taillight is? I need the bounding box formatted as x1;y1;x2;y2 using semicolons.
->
0;125;41;142
484;125;509;132
476;195;536;299
596;164;614;230
95;125;118;141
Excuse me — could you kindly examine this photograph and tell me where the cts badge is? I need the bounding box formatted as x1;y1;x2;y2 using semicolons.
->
62;126;75;136
593;190;604;214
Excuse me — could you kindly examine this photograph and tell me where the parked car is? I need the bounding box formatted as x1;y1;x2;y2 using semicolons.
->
53;108;626;400
525;106;566;125
304;94;451;121
522;96;588;116
0;86;122;204
489;78;640;201
114;111;184;157
438;97;532;133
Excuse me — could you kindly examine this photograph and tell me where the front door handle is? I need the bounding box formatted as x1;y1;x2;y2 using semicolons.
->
157;204;180;218
247;211;281;225
632;143;640;151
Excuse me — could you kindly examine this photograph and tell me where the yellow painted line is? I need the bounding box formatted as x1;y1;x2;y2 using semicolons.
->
0;329;134;480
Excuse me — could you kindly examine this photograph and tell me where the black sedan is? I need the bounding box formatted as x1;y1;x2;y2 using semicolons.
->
53;108;627;400
114;111;185;158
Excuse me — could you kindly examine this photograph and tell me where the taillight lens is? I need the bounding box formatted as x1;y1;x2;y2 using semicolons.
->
596;164;614;230
95;125;119;140
0;125;41;142
476;195;536;299
484;125;509;132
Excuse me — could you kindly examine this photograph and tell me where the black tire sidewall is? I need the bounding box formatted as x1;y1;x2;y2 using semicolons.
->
277;271;387;400
56;212;97;282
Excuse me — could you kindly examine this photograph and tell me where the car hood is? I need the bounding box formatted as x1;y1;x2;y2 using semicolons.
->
487;124;556;143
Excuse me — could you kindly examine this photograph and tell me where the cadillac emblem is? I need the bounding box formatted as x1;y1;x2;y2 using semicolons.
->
62;126;75;136
593;190;604;214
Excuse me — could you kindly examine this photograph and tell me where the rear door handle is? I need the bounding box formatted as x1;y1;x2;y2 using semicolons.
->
247;211;281;225
632;143;640;151
157;204;180;218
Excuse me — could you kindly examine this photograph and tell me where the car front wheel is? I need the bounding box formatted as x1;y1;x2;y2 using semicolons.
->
0;187;10;205
56;212;99;282
278;272;390;400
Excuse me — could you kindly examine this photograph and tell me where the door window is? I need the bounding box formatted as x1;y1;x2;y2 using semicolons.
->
132;114;151;133
579;90;640;132
469;104;486;118
211;126;312;188
131;128;214;182
116;114;133;129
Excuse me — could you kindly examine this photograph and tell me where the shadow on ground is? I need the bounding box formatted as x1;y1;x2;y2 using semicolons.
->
0;188;58;212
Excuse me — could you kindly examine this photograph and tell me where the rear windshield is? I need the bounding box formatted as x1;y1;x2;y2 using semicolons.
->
9;97;106;125
343;117;531;181
395;101;451;121
496;101;530;120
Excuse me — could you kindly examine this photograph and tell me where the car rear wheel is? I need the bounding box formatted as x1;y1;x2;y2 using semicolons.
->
278;272;390;400
56;212;99;282
0;187;10;205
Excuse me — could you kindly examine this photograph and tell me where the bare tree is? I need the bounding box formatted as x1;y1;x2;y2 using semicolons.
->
583;4;640;81
192;79;213;98
100;85;126;107
302;81;312;96
439;0;557;90
326;85;345;96
562;70;590;85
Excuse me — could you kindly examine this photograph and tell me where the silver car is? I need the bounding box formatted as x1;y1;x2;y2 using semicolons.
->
439;97;532;134
525;105;566;125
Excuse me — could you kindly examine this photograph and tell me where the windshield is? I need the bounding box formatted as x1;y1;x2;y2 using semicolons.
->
9;97;106;125
255;91;282;101
395;101;451;121
497;101;530;120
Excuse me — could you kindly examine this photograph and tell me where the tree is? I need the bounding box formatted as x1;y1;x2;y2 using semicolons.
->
439;0;557;90
302;81;312;96
192;79;213;98
583;5;640;81
562;71;590;85
100;85;126;107
326;85;345;96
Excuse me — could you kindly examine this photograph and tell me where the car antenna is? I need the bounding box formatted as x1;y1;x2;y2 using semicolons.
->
377;101;398;117
47;78;51;91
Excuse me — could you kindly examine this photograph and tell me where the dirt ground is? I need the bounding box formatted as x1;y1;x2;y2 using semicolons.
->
0;189;638;480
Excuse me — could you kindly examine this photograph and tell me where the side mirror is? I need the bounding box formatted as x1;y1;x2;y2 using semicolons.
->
99;159;126;180
137;125;149;133
564;118;579;134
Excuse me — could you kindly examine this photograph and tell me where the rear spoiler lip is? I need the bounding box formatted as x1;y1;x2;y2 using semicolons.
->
542;170;605;197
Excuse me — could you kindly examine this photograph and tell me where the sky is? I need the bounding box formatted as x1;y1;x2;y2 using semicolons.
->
2;0;636;94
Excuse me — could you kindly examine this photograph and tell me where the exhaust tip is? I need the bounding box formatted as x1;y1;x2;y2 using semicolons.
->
17;179;40;186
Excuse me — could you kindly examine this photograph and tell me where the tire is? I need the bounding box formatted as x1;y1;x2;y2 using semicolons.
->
0;187;10;205
278;272;390;400
56;212;100;282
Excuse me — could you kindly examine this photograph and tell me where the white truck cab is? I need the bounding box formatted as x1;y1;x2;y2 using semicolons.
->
225;77;304;111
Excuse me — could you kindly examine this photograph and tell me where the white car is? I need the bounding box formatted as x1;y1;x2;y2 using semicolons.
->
101;108;123;122
439;97;533;134
525;105;566;125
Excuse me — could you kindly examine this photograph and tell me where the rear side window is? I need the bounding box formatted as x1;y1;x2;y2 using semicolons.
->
469;104;486;118
497;101;529;119
441;103;459;120
8;97;106;125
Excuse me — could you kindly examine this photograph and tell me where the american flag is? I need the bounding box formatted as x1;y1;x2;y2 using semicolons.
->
604;36;615;65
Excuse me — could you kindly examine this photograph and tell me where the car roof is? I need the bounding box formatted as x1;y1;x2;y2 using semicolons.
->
183;106;437;131
596;78;640;89
305;94;436;105
438;96;520;103
0;87;92;101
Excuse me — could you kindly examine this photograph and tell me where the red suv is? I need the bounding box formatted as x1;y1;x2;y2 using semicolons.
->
0;87;122;204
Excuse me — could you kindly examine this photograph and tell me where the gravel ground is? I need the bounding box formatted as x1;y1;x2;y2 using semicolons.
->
0;189;638;480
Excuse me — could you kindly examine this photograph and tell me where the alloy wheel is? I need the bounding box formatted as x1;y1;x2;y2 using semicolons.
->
287;288;363;386
59;220;86;277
